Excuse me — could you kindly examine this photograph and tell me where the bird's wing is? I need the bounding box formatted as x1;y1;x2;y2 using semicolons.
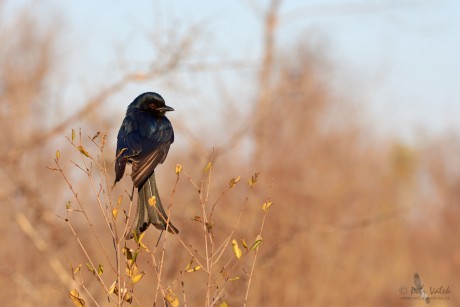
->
115;115;142;183
131;125;173;187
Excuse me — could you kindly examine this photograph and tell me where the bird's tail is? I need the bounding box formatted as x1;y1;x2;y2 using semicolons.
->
126;172;178;239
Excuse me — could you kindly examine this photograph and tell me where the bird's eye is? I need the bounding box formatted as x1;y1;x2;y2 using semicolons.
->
149;103;156;109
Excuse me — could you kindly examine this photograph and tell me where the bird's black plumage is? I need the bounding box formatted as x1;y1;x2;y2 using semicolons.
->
115;92;178;238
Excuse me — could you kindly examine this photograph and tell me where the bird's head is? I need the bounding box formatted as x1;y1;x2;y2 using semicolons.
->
127;92;174;116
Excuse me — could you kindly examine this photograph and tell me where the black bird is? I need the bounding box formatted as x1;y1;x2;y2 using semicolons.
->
115;92;178;238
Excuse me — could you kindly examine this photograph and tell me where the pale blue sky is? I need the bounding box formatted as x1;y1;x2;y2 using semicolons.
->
4;0;460;141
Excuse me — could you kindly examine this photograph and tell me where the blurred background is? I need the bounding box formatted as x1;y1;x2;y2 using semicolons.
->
1;0;459;305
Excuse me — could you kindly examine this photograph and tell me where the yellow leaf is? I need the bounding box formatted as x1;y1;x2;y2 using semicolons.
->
71;128;76;142
262;201;273;213
112;208;118;219
241;238;248;251
248;173;259;188
232;239;242;259
66;201;72;210
139;241;149;252
56;150;60;160
123;291;132;303
86;263;95;274
108;281;117;295
165;289;179;307
131;272;145;284
184;258;194;271
97;264;104;276
117;195;123;206
69;289;85;307
186;265;202;273
250;235;263;251
175;163;183;174
229;276;240;281
204;162;212;173
229;176;241;188
220;302;229;307
72;264;82;275
148;196;156;207
77;145;90;157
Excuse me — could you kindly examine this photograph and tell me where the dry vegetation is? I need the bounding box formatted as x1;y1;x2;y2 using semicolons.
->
1;1;459;306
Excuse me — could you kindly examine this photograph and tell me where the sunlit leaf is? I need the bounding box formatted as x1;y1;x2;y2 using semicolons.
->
108;281;117;295
72;264;82;276
232;239;242;259
229;276;240;281
77;145;90;157
241;238;248;251
186;265;202;273
175;163;183;174
229;176;241;188
112;208;118;219
250;235;263;251
97;264;104;276
165;289;179;307
248;173;259;188
148;196;157;207
131;272;145;284
71;128;76;142
69;289;85;307
56;150;60;160
204;162;212;173
184;258;194;271
262;201;273;213
86;263;95;274
123;291;132;303
220;302;229;307
139;241;149;252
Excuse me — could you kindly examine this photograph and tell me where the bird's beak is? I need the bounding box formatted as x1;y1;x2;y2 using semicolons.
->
157;105;174;112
